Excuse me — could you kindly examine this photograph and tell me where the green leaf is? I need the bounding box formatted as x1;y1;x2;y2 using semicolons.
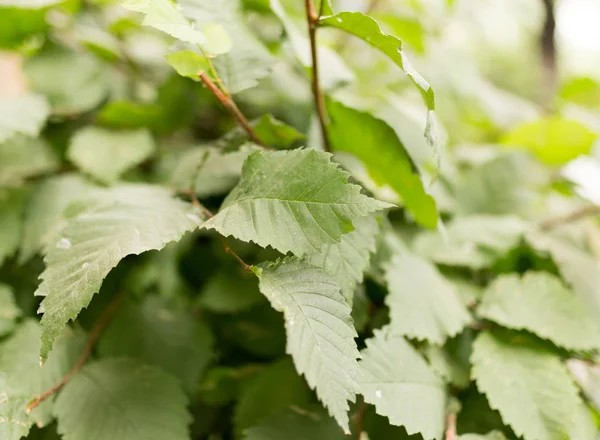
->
327;98;437;228
54;358;191;440
0;94;49;143
502;117;597;165
20;174;99;263
384;252;471;344
253;257;360;433
424;331;473;389
181;0;275;93
305;216;379;304
0;320;86;440
359;328;446;440
165;50;212;79
35;184;205;361
198;266;265;313
527;231;600;323
471;331;582;440
205;149;391;257
0;187;29;266
122;0;208;46
97;100;162;130
253;114;304;149
0;135;58;186
24;48;109;115
98;295;214;392
478;272;600;351
269;0;353;90
234;358;312;434
243;406;346;440
0;284;21;337
67;127;156;183
459;433;507;440
413;215;529;269
319;12;434;111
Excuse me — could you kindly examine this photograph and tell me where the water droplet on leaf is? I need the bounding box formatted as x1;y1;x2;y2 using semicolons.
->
375;389;382;398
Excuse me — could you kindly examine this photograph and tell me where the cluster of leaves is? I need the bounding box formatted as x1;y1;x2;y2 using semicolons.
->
2;0;600;440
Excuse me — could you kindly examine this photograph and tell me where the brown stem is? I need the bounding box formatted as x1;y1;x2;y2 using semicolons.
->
304;0;331;153
198;72;266;148
540;0;557;112
353;398;368;439
540;204;600;230
445;413;457;440
25;293;125;414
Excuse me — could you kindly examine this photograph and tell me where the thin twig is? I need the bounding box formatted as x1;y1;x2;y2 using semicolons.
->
198;72;266;148
540;0;557;112
540;204;600;230
25;293;125;414
304;0;331;153
445;413;457;440
353;398;368;440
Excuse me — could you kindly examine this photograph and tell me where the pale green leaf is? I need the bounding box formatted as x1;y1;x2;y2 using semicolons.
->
35;184;205;361
67;127;155;183
459;433;506;440
181;0;275;93
502;117;597;166
54;358;191;440
0;320;86;440
479;272;600;351
24;48;109;115
568;359;600;414
253;257;360;433
0;94;49;143
234;358;312;435
359;327;446;440
198;266;265;313
20;174;99;263
413;215;529;269
243;406;346;440
0;284;21;337
0;187;29;266
98;295;214;392
269;0;353;90
384;252;471;344
165;50;212;79
327;98;437;228
203;23;233;55
455;153;538;216
472;331;582;440
319;12;434;111
305;216;379;304
123;0;207;46
527;231;600;323
205;149;391;257
424;332;473;389
0;135;58;186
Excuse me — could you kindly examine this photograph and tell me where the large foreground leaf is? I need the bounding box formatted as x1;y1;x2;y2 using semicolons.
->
36;184;204;361
205;149;391;257
327;99;437;228
252;257;360;433
384;252;471;344
479;272;600;351
472;331;582;440
54;358;191;440
359;328;446;440
0;94;49;143
0;321;86;440
305;216;379;304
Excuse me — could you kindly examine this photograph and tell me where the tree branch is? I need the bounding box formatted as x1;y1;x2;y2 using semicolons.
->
304;0;331;153
198;72;267;148
540;204;600;230
445;413;457;440
25;292;125;414
353;398;368;440
540;0;557;111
